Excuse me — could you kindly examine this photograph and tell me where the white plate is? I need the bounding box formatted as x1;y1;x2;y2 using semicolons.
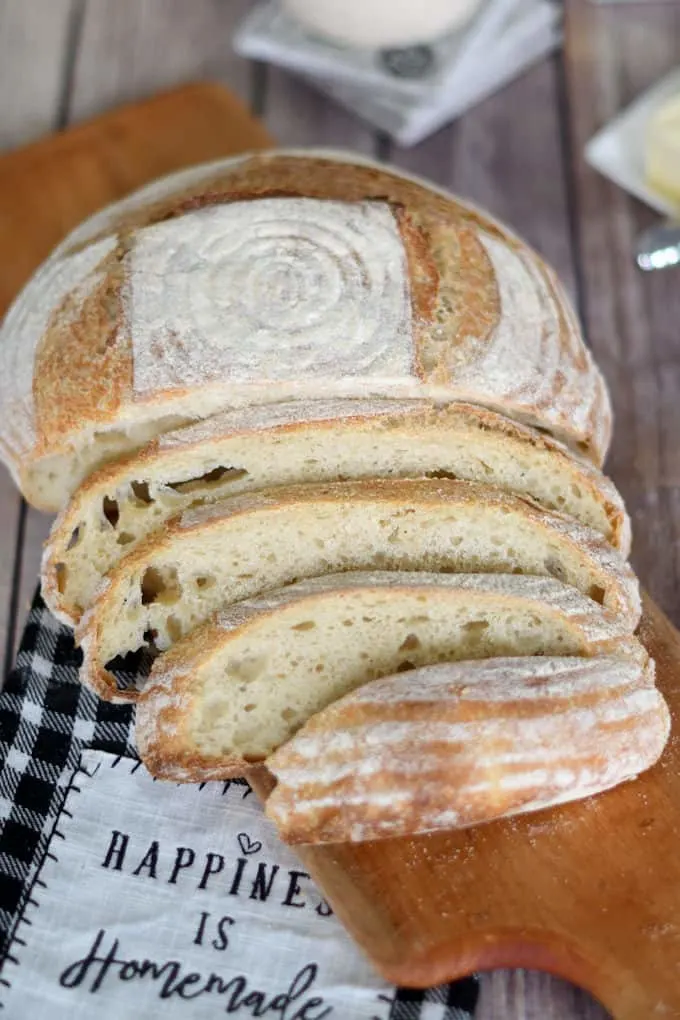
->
585;67;680;217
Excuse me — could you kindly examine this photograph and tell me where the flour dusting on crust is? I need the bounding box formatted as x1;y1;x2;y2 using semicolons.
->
128;198;413;397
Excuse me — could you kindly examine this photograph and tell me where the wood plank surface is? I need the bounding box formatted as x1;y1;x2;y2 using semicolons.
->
0;0;76;668
69;0;253;120
263;66;377;154
0;0;76;150
564;1;680;624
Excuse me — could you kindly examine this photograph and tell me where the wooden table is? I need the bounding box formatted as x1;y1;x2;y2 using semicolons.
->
0;1;679;1016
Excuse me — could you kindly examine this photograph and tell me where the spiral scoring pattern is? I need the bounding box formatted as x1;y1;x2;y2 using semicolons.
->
128;198;414;395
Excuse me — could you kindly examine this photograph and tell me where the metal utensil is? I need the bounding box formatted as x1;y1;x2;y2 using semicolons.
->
636;221;680;271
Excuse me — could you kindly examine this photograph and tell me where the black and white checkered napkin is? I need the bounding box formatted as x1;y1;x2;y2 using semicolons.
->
0;589;479;1019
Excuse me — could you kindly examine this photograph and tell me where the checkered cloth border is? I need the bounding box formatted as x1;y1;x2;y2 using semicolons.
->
0;588;478;1018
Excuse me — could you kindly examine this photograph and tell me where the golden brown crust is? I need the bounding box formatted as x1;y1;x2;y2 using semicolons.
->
33;244;132;457
264;656;669;844
67;154;520;252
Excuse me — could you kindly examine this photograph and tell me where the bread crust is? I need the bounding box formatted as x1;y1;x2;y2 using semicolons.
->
264;656;669;843
0;150;611;510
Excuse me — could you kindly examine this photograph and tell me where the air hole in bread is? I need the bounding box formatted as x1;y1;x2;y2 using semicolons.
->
281;708;296;722
94;427;132;445
143;628;159;649
589;585;606;605
167;465;247;495
343;620;354;627
244;704;256;713
292;621;316;632
228;654;268;683
463;620;490;634
103;497;119;528
66;526;82;551
131;480;154;505
141;566;182;606
195;575;216;590
107;645;156;696
166;615;183;642
544;555;566;581
55;563;67;594
425;469;458;480
397;660;416;673
117;532;135;546
399;633;421;652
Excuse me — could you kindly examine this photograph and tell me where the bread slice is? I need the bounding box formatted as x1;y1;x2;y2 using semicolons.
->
265;656;669;844
43;399;630;627
77;479;640;701
0;149;610;511
135;570;649;782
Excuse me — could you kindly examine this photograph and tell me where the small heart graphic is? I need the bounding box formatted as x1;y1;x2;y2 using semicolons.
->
237;832;262;856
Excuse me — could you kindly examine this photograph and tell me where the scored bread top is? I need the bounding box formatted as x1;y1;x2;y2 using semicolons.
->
264;656;669;843
76;478;640;702
0;149;611;510
135;571;648;782
42;397;630;627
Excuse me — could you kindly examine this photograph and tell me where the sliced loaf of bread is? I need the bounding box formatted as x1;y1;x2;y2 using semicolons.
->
135;570;648;780
77;479;640;701
43;399;630;627
265;656;669;844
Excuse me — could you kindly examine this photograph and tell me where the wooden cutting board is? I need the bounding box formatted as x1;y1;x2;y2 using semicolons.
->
252;595;680;1020
3;80;679;1020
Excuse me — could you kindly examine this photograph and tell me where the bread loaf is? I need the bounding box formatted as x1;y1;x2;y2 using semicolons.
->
77;478;640;701
135;570;648;782
43;398;630;626
265;656;669;844
0;149;610;511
